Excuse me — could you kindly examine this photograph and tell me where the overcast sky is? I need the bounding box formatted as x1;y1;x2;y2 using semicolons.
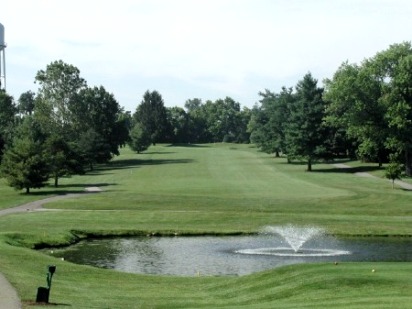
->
1;0;411;111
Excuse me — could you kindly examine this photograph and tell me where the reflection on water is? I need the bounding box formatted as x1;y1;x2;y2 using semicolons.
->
43;235;412;276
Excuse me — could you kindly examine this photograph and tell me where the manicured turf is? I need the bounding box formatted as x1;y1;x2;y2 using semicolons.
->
0;144;411;308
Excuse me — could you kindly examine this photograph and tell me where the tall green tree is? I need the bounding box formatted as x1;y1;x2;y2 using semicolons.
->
0;117;49;193
73;86;129;166
34;60;87;185
372;42;412;175
249;87;293;155
134;90;168;145
285;73;327;171
0;90;17;159
35;60;87;130
324;61;388;165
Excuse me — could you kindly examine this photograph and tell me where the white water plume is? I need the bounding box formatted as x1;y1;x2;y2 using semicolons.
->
262;225;324;252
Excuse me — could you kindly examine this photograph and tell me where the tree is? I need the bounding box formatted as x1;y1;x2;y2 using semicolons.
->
73;86;128;163
249;87;293;155
35;60;87;130
324;61;387;165
0;90;17;159
134;90;168;145
166;106;190;143
34;60;87;185
128;122;151;153
325;42;412;175
201;97;243;142
385;156;403;189
285;73;326;171
44;133;82;187
184;98;209;143
76;128;111;170
372;42;412;176
0;117;49;193
18;90;36;116
236;107;252;143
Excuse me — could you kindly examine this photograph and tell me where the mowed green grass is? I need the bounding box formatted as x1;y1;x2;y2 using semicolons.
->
1;144;412;308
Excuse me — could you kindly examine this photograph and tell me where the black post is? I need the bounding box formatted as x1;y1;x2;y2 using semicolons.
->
36;265;56;303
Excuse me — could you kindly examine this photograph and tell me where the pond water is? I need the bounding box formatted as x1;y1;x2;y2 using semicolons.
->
44;235;412;276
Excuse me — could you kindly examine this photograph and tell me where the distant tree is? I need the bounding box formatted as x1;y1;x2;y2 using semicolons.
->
236;107;252;143
184;98;209;143
285;73;327;171
18;90;36;116
128;122;151;153
202;97;242;142
134;90;168;145
249;87;293;155
166;106;190;143
0;117;49;193
184;98;203;112
73;86;128;161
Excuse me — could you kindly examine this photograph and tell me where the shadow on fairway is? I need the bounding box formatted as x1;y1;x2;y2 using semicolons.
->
106;158;195;170
21;183;116;196
55;183;115;189
168;143;211;148
142;151;176;155
313;166;384;174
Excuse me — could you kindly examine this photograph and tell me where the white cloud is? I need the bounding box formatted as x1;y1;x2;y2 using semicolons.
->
1;0;412;109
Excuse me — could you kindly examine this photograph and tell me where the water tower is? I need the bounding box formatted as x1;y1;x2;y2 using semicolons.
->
0;22;6;90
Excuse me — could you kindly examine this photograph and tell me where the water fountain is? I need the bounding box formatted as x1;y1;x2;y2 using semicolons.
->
236;225;351;257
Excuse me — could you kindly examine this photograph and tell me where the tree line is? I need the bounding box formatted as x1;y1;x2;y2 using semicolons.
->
1;41;411;193
250;42;412;179
0;60;251;193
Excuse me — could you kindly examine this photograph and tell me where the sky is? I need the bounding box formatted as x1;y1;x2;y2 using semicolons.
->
1;0;411;112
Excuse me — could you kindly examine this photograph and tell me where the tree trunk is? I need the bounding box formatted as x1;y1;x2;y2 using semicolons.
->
54;175;59;187
275;151;280;158
307;158;312;172
26;187;30;194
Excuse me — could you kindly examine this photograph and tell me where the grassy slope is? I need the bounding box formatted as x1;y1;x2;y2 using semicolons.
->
0;144;411;308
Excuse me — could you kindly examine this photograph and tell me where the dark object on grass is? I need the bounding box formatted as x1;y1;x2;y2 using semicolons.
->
35;265;56;303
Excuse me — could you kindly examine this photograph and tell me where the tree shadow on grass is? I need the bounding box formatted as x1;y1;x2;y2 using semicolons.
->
168;143;211;148
313;166;384;174
54;183;116;189
141;151;176;155
23;183;116;196
104;158;194;170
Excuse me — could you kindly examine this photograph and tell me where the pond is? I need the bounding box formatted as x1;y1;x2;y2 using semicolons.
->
44;234;412;276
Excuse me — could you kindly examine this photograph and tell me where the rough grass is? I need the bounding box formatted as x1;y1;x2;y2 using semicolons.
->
1;144;412;308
